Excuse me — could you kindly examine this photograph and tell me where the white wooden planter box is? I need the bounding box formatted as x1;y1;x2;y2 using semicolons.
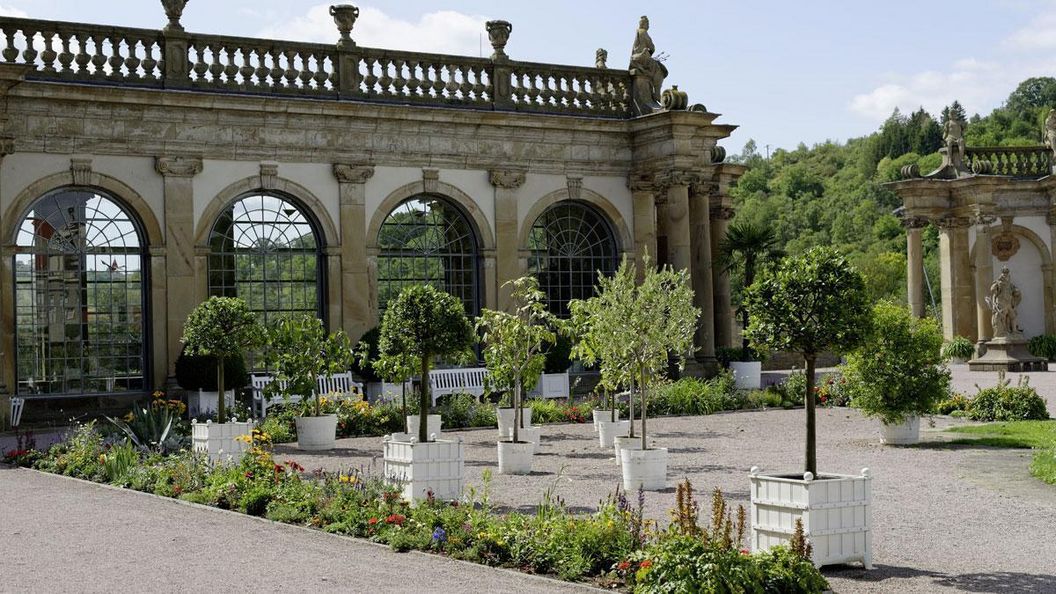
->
749;467;873;569
496;407;532;439
528;372;570;399
383;435;464;502
730;362;762;390
188;390;235;418
880;416;920;445
191;420;252;463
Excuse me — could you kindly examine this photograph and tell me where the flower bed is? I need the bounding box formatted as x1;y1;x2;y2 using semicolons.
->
4;423;828;591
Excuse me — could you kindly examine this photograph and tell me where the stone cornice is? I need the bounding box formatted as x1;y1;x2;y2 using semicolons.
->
690;180;718;197
900;215;930;230
332;163;375;184
488;169;526;189
155;156;203;178
653;169;703;194
627;172;654;193
935;216;970;230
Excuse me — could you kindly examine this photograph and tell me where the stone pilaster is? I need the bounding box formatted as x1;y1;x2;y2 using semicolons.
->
689;180;715;363
0;140;13;396
628;172;657;278
937;216;975;340
656;170;693;273
972;211;996;347
333;163;374;337
902;216;928;319
710;203;735;349
489;169;526;312
155;156;202;382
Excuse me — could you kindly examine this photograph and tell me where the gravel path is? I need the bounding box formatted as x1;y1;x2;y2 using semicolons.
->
280;407;1056;594
0;466;600;594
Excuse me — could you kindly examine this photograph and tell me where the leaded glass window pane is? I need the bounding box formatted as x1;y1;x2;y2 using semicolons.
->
527;201;618;317
377;196;479;316
13;189;147;395
207;194;322;327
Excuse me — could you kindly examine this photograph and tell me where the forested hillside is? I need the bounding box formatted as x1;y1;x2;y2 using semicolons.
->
726;77;1056;313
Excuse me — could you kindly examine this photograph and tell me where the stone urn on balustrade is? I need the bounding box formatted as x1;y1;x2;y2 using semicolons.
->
330;4;360;48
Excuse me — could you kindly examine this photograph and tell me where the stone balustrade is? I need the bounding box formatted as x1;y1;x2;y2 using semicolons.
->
0;15;631;117
965;146;1052;178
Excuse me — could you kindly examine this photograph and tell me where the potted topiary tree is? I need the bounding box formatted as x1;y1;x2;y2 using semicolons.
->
844;301;949;445
743;247;874;568
174;346;248;418
577;255;698;491
181;296;261;462
260;314;356;451
379;284;475;500
477;277;557;474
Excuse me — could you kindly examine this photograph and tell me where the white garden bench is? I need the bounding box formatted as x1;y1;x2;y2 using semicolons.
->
428;367;487;404
9;396;25;427
251;371;363;417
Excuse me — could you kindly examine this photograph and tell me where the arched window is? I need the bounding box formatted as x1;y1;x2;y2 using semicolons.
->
528;201;619;317
377;195;480;315
13;188;148;395
207;194;323;325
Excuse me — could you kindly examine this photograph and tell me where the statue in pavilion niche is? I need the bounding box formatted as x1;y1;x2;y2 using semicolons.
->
987;267;1022;339
629;15;668;116
1045;108;1056;159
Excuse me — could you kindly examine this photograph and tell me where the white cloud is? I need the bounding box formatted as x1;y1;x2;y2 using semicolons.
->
0;5;27;17
258;4;489;57
1005;10;1056;50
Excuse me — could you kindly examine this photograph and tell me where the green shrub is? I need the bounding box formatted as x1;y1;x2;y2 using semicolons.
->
968;376;1050;421
435;393;484;429
746;389;783;409
648;373;740;417
934;393;972;416
1028;334;1056;361
778;371;807;407
941;336;976;361
100;441;140;485
240;484;274;517
174;346;250;392
845;302;949;425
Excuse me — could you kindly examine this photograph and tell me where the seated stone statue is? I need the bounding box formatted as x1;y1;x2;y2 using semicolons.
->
629;15;668;115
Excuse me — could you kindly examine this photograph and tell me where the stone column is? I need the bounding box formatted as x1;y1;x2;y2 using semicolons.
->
155;156;202;381
658;170;692;273
710;203;735;349
489;169;526;312
972;212;996;348
903;216;927;318
0;139;13;402
689;180;715;364
937;216;976;341
332;163;374;338
628;173;657;277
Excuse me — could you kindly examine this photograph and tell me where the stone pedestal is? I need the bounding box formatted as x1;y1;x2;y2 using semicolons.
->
968;336;1048;372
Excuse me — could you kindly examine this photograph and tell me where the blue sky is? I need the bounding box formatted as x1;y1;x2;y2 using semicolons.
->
7;1;1056;153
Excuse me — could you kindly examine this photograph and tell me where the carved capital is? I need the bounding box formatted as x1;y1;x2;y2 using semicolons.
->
900;215;930;230
709;205;736;221
690;180;718;197
566;175;583;201
259;162;278;190
155;156;202;178
935;216;970;230
70;157;93;186
422;168;440;193
627;172;654;193
654;169;700;194
488;169;526;189
332;163;375;184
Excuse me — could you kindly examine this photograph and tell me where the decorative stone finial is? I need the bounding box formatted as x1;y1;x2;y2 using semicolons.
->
485;20;513;61
661;85;688;111
160;0;188;33
330;5;360;49
595;48;608;69
900;164;921;179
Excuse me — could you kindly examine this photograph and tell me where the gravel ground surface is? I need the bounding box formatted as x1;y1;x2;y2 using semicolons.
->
279;407;1056;594
0;466;601;594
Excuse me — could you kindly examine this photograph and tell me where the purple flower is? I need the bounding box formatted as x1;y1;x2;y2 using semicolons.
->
432;526;447;544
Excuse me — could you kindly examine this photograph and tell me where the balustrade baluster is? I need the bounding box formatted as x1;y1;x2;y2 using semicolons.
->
190;43;207;84
142;40;158;81
39;30;57;72
88;33;105;75
266;48;282;89
281;49;296;89
430;62;444;98
1;29;15;63
107;34;125;79
73;33;91;75
222;46;239;87
405;60;420;97
57;33;74;74
124;39;142;79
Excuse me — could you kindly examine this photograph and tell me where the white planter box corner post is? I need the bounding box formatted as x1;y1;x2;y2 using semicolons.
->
383;434;464;502
749;466;873;569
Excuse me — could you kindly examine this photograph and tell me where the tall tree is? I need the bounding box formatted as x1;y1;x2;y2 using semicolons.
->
719;221;783;354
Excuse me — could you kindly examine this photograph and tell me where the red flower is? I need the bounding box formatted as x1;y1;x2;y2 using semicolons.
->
740;548;750;555
639;559;652;569
368;517;379;525
173;485;182;495
244;471;254;479
385;513;406;526
274;464;284;473
284;460;305;472
617;561;631;571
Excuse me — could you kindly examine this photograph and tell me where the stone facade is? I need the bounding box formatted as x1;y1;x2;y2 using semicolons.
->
890;144;1056;345
0;8;742;398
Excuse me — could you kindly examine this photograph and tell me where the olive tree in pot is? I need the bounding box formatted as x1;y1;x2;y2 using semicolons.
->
568;298;631;448
477;277;557;474
583;255;698;491
260;314;355;451
379;285;475;501
844;301;949;445
743;247;874;568
181;297;261;462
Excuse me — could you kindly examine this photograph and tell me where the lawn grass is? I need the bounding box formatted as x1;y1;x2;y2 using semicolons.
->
945;420;1056;485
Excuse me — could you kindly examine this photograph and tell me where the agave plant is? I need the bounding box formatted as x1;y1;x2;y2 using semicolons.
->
107;403;187;454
